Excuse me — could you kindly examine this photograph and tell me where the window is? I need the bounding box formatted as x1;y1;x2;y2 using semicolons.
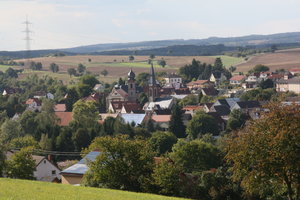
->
52;170;56;175
44;160;46;164
130;84;133;89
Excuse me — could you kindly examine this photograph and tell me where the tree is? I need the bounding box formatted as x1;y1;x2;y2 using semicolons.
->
169;103;186;138
0;119;24;143
83;135;155;192
149;131;177;156
67;68;77;77
100;69;108;77
152;158;184;196
0;144;6;176
129;55;135;62
72;128;90;151
149;54;155;59
138;92;148;106
158;59;166;67
186;111;219;139
226;109;248;131
19;110;38;138
259;78;274;89
79;74;99;88
77;63;86;74
170;139;221;173
226;103;300;200
251;64;269;73
30;62;42;70
213;57;224;71
65;87;79;111
49;63;59;73
9;135;39;149
72;100;99;128
5;147;36;180
5;67;18;78
179;94;198;107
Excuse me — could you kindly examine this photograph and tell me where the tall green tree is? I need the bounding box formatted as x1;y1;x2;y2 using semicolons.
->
5;147;36;180
149;131;177;156
213;57;224;71
226;109;248;131
169;103;186;138
83;135;155;192
72;100;99;128
65;87;79;111
226;103;300;200
49;63;59;73
77;63;86;74
0;119;24;143
67;68;77;77
186;111;219;139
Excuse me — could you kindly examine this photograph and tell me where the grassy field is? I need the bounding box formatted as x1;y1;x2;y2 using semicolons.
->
209;55;244;68
0;178;188;200
0;64;21;71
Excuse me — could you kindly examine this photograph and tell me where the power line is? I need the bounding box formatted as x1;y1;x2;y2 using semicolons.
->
23;15;32;65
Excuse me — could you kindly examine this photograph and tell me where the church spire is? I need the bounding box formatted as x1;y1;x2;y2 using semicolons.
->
149;63;156;86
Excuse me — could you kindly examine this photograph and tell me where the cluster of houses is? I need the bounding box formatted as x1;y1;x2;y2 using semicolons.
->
3;65;300;185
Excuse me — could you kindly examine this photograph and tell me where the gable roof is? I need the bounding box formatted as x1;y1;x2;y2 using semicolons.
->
286;76;300;84
182;105;203;111
211;105;231;116
235;101;261;109
187;80;209;86
230;75;246;81
123;103;142;113
144;97;174;111
152;115;171;123
61;151;101;175
25;98;41;106
55;112;73;126
120;113;146;126
201;87;218;96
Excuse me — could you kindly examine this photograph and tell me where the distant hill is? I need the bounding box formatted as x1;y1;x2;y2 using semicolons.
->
63;32;300;54
2;32;300;58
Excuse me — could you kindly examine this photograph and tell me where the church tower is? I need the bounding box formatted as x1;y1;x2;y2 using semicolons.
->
148;64;159;102
127;69;137;102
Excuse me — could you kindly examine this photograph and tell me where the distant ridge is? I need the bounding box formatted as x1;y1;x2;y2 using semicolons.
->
1;32;300;58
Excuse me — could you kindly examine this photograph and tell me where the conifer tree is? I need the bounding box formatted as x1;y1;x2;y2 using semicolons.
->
169;103;186;138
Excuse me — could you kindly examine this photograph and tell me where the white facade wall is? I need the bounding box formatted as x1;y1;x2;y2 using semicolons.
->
34;159;61;181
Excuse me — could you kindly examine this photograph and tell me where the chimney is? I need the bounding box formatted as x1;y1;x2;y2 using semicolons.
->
48;154;52;161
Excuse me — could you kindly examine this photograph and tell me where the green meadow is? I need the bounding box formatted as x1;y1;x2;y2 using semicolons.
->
0;178;188;200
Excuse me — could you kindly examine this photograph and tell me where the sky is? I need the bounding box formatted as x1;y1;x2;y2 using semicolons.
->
1;0;300;51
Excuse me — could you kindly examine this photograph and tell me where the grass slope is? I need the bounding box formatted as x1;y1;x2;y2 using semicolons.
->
0;178;188;200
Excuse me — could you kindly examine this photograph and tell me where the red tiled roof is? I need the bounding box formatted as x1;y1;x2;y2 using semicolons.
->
110;101;141;113
267;74;284;79
289;68;300;72
55;112;73;126
54;104;66;112
152;115;171;122
182;105;203;111
230;75;246;81
187;80;209;86
25;98;41;106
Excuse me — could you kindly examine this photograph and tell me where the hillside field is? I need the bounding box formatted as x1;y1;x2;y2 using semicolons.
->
0;178;188;200
13;55;242;83
235;48;300;72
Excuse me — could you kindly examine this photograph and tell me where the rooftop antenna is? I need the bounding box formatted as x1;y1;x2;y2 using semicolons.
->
23;15;32;66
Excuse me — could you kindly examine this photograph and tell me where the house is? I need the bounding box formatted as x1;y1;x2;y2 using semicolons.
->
209;72;227;85
230;75;246;85
108;101;142;113
212;98;240;110
33;155;61;182
33;91;54;99
5;151;61;182
61;151;100;185
152;115;171;131
143;97;175;112
54;104;66;112
231;101;261;119
164;73;182;89
55;112;73;126
2;87;23;96
289;68;300;75
259;72;271;80
267;73;284;82
174;88;191;95
25;98;42;111
187;80;212;90
182;105;203;116
201;87;219;96
276;76;300;94
119;113;147;126
209;105;231;120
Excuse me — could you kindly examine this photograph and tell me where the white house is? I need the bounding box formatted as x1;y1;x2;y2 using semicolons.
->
143;97;175;112
33;155;61;182
25;98;42;111
34;91;54;99
164;74;182;89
